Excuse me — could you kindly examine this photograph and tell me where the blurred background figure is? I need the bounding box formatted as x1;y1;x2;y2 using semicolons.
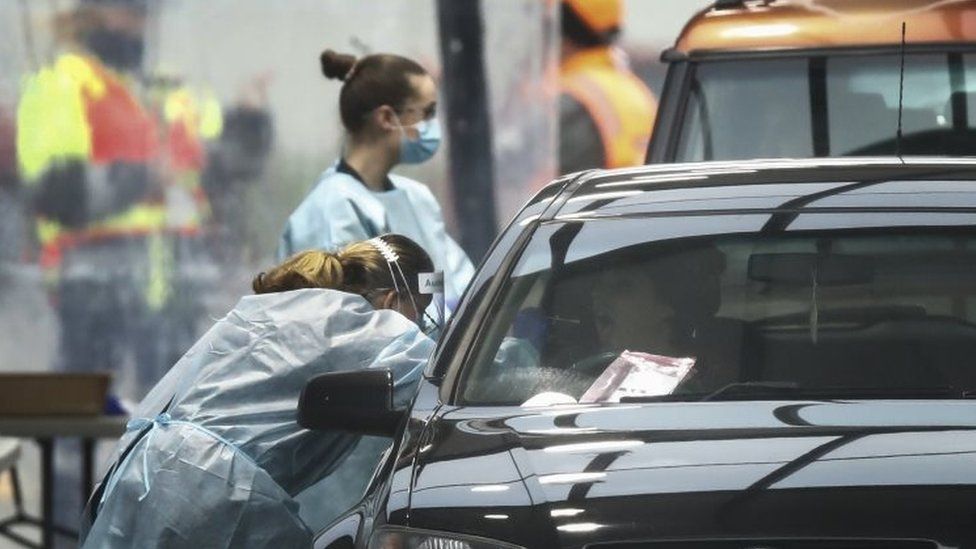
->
482;0;561;214
559;0;657;174
18;0;196;396
0;99;21;282
14;0;273;538
16;0;167;537
200;71;274;264
16;0;274;399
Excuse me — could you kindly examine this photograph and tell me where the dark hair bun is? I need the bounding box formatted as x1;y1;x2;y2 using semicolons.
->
320;49;357;81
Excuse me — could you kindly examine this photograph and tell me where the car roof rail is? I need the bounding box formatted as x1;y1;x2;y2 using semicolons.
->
713;0;746;9
713;0;776;10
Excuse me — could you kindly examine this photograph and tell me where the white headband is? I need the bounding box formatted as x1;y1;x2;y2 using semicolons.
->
369;237;399;263
368;236;420;318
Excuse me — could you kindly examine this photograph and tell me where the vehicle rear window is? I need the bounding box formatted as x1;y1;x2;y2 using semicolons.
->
675;53;976;161
458;217;976;406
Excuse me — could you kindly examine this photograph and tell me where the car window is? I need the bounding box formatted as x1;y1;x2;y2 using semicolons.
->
675;53;976;161
677;59;813;161
828;54;957;155
458;217;976;406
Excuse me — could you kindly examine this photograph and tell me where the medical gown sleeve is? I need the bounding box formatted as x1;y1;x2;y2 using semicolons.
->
281;325;433;496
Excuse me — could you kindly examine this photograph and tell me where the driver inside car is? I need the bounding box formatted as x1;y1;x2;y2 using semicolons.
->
478;244;742;404
592;263;678;356
482;264;682;406
588;245;742;394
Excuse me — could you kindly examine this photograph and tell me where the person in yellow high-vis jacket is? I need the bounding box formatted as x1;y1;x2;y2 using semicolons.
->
16;0;232;537
18;0;242;398
18;2;170;391
18;0;274;399
17;1;237;387
559;0;657;174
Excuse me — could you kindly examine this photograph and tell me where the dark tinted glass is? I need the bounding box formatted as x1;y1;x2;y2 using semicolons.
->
459;216;976;405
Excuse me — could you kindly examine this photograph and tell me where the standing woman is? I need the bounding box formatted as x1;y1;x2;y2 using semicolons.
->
278;50;474;315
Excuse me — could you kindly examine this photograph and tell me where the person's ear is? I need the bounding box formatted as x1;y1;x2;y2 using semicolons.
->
379;289;398;311
373;105;400;132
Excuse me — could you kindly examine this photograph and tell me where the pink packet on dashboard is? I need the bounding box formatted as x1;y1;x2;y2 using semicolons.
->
579;351;696;403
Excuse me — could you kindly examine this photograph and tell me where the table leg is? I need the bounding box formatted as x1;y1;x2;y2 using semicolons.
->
38;437;53;549
82;438;94;505
10;466;25;519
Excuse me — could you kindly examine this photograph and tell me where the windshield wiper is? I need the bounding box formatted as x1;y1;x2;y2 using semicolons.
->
700;381;801;402
620;383;973;403
617;382;800;403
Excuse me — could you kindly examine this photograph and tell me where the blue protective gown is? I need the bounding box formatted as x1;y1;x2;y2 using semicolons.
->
80;289;434;548
277;164;475;306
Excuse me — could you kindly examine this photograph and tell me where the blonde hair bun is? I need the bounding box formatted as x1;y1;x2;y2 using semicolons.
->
252;235;434;298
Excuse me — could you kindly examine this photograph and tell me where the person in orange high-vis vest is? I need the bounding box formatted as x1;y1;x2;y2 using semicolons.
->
559;0;657;174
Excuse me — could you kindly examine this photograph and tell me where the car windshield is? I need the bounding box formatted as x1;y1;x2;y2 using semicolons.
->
675;53;976;161
458;216;976;406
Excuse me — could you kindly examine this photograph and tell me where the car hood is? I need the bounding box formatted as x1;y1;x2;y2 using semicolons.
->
407;400;976;548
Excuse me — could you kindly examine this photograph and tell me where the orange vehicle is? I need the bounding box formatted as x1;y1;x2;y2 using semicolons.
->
646;0;976;162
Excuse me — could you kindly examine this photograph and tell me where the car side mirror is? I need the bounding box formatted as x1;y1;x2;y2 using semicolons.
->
297;370;405;438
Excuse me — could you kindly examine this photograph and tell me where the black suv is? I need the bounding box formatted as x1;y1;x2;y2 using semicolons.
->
304;158;976;549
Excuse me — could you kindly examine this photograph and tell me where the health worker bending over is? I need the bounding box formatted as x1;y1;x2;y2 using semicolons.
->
81;234;435;548
278;49;474;313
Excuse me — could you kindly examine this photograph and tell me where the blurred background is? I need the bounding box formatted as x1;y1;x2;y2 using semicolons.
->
0;0;709;545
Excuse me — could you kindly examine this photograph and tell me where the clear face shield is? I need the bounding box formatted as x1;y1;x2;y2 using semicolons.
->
417;271;445;336
369;237;442;337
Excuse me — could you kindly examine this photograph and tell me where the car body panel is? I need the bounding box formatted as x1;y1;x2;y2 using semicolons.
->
407;401;976;548
556;159;976;216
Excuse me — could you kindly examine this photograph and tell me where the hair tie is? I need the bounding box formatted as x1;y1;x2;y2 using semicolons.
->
344;61;360;82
